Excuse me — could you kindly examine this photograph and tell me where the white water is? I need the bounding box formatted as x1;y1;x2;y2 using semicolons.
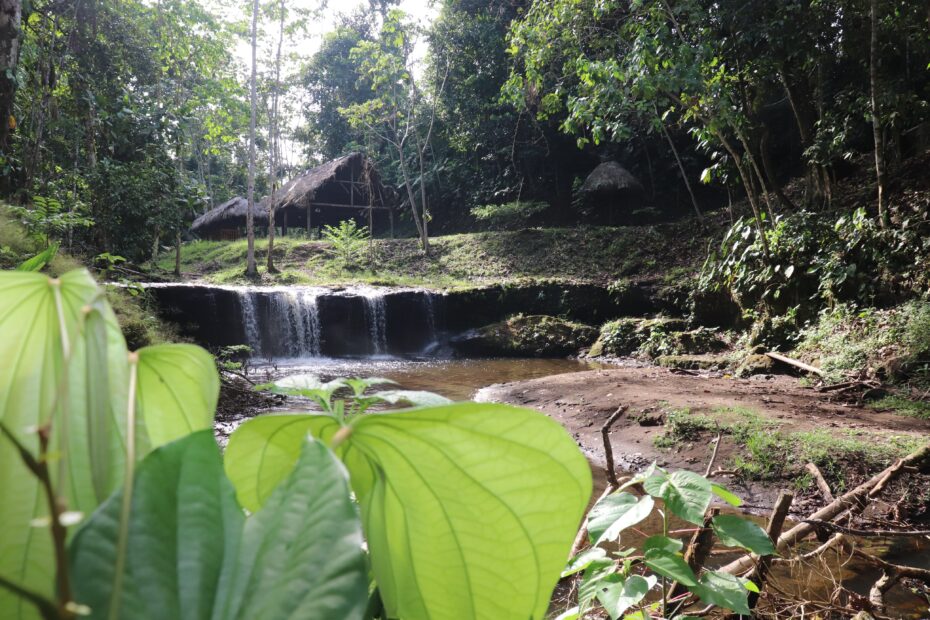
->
361;290;388;354
239;291;262;356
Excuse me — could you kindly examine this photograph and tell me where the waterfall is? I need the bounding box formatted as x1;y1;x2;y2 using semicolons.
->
296;290;322;357
423;292;438;344
239;291;262;356
362;290;387;354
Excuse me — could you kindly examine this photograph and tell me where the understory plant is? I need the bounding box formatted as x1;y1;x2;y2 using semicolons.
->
321;219;370;268
0;268;592;620
562;466;775;619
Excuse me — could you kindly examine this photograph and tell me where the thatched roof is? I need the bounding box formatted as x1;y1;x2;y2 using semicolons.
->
191;152;392;236
270;152;386;212
581;161;645;197
191;196;268;235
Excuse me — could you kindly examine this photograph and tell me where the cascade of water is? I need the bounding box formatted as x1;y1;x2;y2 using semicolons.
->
423;292;438;344
297;290;322;357
238;290;262;356
362;291;387;354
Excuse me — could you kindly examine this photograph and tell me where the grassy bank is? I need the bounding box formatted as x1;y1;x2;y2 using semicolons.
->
655;405;924;490
154;220;717;288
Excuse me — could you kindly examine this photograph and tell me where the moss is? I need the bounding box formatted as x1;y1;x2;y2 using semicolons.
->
655;354;728;370
105;286;180;350
589;318;726;359
451;315;597;357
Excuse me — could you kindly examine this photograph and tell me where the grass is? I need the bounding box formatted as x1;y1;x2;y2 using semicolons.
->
654;406;924;489
869;395;930;420
153;222;714;289
793;301;930;384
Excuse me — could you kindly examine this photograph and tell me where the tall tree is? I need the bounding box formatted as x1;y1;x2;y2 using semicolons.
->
869;0;887;228
0;0;22;155
246;0;259;276
266;0;285;273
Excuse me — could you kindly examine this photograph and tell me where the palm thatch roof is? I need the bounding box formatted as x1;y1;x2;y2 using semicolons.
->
190;196;268;235
190;152;393;237
269;151;388;212
581;161;645;197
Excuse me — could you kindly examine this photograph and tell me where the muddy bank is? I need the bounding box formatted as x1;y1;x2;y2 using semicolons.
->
477;366;930;511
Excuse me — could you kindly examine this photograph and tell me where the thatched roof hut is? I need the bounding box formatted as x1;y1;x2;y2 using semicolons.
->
191;153;395;240
581;161;645;197
191;197;268;239
578;161;646;224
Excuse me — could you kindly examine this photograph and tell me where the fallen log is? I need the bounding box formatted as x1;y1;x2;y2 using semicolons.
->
765;351;825;377
719;442;930;576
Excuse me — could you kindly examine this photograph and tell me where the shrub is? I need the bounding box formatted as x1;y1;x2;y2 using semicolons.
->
321;219;370;268
470;200;548;230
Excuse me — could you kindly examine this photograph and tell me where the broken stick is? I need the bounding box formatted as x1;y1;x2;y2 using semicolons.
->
765;351;825;377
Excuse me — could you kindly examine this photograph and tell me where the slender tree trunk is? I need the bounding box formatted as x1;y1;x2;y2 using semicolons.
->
870;0;888;228
266;0;284;273
714;128;771;260
655;110;702;225
416;137;430;253
396;144;426;248
0;0;21;154
245;0;258;276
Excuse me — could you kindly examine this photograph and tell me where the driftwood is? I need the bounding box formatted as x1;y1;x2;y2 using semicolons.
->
720;442;930;576
765;351;825;377
802;519;930;538
746;490;794;612
601;405;628;489
805;462;835;502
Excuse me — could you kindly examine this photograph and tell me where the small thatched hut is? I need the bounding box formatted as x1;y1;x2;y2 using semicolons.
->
191;152;395;240
190;197;268;240
578;161;646;224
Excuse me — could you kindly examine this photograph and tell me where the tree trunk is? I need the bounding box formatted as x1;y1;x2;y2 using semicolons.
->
245;0;258;276
714;128;771;260
870;0;888;228
397;145;426;250
0;0;22;154
266;0;284;274
655;110;702;224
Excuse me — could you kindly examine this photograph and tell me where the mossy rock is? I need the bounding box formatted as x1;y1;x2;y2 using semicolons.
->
589;317;727;359
656;354;728;371
735;353;778;377
450;315;598;358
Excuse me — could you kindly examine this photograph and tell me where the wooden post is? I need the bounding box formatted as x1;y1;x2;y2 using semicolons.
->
389;209;394;239
282;208;288;237
306;201;312;237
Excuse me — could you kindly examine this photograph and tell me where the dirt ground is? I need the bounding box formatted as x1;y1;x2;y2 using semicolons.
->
477;366;930;511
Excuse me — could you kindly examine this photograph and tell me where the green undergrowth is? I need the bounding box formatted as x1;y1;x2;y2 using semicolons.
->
153;222;713;288
869;395;930;420
793;300;930;385
654;406;923;489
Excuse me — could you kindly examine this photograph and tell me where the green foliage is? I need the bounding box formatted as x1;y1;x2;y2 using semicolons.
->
70;430;368;620
225;376;592;620
321;219;370;268
870;395;930;420
16;242;59;272
6;196;93;247
0;270;216;618
1;268;594;620
470;200;548;230
573;466;770;618
794;301;930;383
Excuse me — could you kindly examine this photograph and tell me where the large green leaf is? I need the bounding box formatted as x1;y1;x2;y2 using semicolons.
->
0;270;219;620
225;402;592;620
0;271;129;619
688;570;752;616
643;470;712;526
71;430;368;620
587;492;655;545
135;344;218;446
711;515;776;555
597;575;656;620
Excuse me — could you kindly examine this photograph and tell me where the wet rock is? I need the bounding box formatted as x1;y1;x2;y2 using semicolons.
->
450;315;598;358
588;317;689;358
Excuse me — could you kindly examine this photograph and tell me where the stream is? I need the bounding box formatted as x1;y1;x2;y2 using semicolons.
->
149;282;928;618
